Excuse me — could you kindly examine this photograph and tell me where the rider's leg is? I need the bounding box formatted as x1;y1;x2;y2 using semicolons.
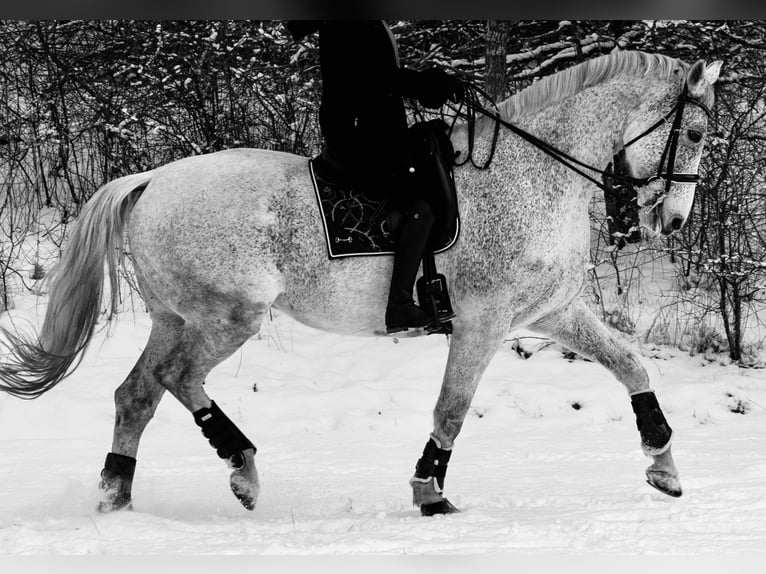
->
385;199;435;333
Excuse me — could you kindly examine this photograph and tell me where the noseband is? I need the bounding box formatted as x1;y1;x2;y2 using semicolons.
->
456;82;711;207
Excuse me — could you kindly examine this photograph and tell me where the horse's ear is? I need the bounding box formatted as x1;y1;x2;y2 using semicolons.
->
704;61;723;85
687;59;720;97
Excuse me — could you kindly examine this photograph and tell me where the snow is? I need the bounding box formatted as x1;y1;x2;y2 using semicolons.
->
2;288;766;562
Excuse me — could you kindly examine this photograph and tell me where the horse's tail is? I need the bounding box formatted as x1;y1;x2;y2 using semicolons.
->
0;170;155;399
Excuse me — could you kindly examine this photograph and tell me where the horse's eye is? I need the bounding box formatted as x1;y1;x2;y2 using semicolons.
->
687;129;703;144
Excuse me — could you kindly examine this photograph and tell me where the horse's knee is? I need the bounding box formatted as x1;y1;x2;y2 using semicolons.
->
631;391;673;454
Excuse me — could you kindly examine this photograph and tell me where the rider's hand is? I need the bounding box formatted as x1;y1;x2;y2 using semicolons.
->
417;68;465;109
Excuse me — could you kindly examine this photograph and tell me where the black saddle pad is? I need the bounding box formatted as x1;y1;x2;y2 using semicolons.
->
309;158;459;259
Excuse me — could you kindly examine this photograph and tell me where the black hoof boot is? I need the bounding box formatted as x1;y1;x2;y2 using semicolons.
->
193;402;259;511
631;391;673;454
97;452;136;512
385;301;431;334
420;499;460;516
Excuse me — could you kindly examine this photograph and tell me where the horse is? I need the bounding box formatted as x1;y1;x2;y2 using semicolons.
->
0;50;720;516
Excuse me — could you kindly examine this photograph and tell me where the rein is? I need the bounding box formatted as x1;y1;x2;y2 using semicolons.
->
452;82;711;203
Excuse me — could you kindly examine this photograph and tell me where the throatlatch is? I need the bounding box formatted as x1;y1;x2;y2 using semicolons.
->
98;452;137;511
630;391;673;454
193;401;256;468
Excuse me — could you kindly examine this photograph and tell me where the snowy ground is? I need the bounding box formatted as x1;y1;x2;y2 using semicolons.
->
2;292;766;560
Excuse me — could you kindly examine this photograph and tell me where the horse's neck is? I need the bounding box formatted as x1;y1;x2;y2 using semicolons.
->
527;82;639;165
451;81;640;172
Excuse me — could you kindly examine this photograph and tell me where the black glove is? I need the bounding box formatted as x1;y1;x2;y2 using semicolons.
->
416;68;465;109
284;21;322;41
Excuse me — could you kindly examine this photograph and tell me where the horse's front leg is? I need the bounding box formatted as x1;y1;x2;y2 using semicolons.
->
533;299;681;497
410;318;506;516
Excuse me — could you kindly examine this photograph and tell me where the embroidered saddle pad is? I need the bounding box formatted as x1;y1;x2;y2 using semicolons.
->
310;159;394;257
309;120;461;259
310;160;460;259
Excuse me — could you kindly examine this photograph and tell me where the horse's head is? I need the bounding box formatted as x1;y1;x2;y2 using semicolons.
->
621;59;722;236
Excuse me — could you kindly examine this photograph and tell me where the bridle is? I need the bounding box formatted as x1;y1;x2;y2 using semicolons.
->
621;83;712;207
454;81;712;209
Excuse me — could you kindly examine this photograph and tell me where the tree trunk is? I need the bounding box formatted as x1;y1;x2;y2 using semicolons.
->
718;277;737;360
485;21;510;102
731;282;743;362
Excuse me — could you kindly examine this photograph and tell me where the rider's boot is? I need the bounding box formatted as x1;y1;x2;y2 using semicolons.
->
385;200;435;334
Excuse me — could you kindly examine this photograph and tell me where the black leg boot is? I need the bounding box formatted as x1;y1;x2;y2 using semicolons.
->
385;200;435;334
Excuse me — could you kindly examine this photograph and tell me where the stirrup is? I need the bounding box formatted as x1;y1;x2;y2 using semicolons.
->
425;318;454;335
416;272;455;335
385;301;431;334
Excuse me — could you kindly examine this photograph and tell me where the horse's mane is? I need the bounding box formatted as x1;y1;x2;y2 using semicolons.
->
495;50;689;124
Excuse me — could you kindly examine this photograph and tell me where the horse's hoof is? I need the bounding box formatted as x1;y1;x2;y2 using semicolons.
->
420;498;460;516
97;500;133;513
96;489;133;513
646;468;683;498
97;453;135;512
230;478;257;510
97;480;134;512
229;448;259;511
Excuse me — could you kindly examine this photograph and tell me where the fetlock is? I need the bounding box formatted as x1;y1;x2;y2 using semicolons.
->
193;401;259;510
193;401;256;460
97;452;136;512
415;434;451;479
409;435;460;515
631;391;673;454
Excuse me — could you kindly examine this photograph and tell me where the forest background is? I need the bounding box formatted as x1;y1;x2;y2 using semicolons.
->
1;20;765;365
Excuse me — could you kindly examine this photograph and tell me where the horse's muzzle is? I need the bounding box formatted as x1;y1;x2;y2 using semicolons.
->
661;213;687;236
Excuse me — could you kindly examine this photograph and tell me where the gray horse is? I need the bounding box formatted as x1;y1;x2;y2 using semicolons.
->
0;51;720;515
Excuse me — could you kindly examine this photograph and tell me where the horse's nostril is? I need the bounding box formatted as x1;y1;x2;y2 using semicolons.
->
671;216;684;231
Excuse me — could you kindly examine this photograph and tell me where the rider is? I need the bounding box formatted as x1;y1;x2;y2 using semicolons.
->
285;20;464;333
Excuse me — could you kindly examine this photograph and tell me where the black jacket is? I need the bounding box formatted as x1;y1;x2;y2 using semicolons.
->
316;21;434;183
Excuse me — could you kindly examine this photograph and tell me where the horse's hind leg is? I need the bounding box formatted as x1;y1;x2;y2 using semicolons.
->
533;299;681;497
98;316;176;512
99;302;265;512
146;303;266;511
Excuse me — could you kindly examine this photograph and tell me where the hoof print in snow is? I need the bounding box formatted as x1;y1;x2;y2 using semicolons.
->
726;392;750;415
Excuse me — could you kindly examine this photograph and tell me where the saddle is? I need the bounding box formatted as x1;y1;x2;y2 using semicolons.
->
401;119;460;249
310;119;460;257
405;120;459;333
310;119;459;333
